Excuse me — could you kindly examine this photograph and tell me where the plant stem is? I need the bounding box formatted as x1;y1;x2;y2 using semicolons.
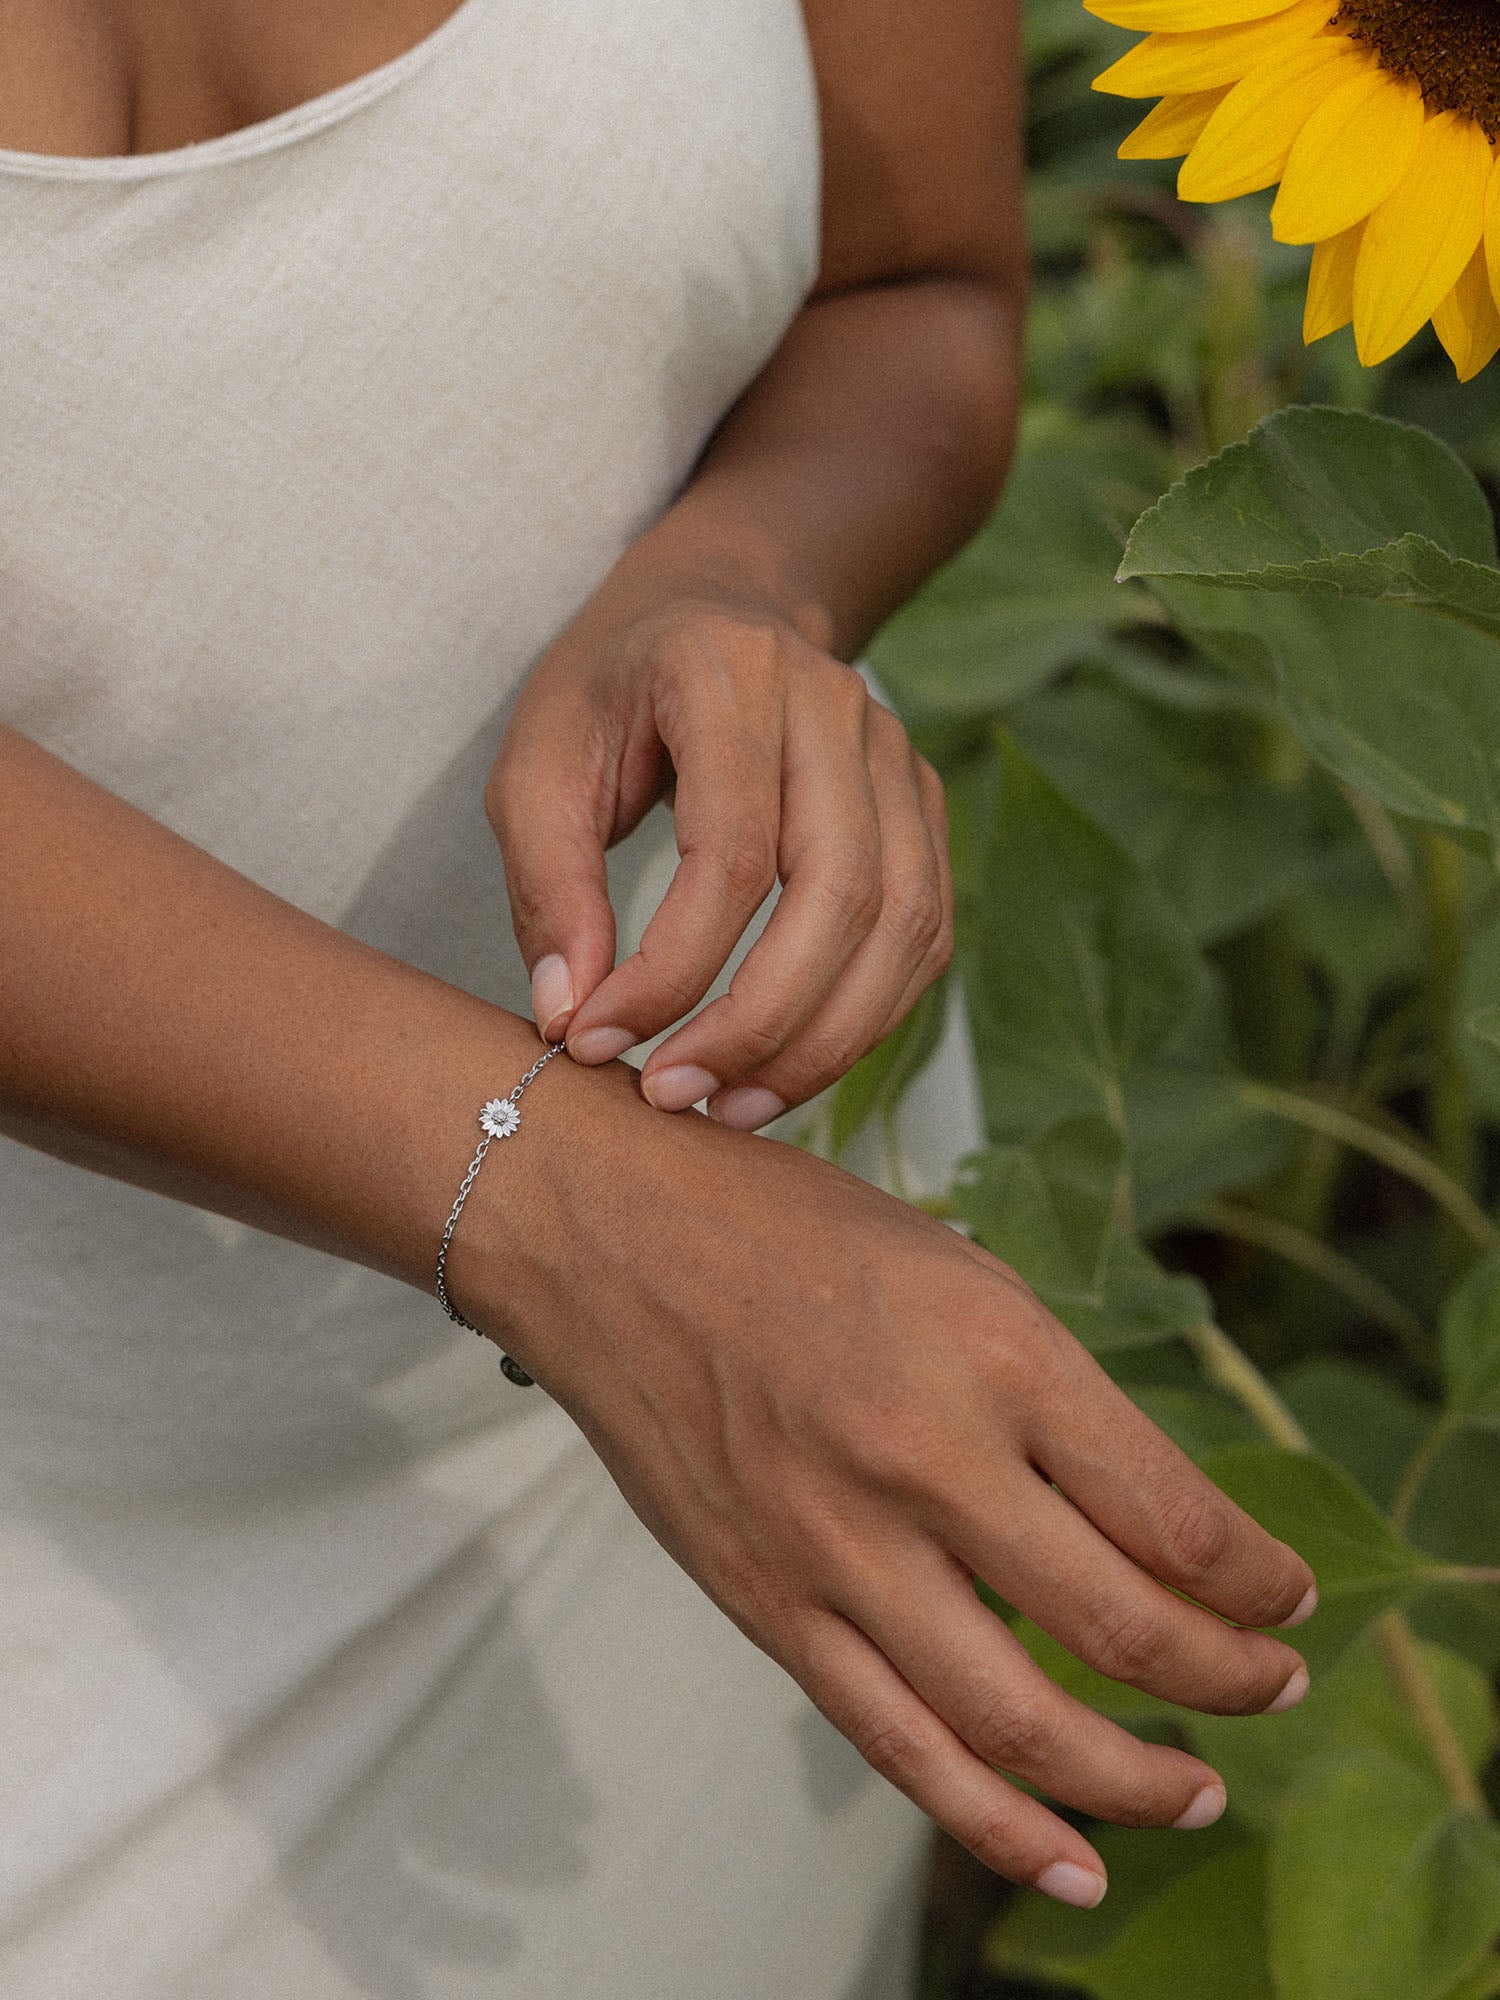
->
1181;1321;1311;1451
1238;1080;1499;1252
1421;828;1483;1281
1189;1198;1429;1361
1371;1610;1489;1814
1423;1565;1500;1590
1390;1409;1464;1535
1181;1321;1493;1817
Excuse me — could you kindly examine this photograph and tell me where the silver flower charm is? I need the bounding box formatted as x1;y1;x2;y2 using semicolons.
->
479;1097;521;1140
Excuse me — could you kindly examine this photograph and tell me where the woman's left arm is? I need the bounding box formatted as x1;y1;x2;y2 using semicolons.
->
490;0;1026;1127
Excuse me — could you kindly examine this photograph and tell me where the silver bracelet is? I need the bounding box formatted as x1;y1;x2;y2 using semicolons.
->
435;1041;567;1385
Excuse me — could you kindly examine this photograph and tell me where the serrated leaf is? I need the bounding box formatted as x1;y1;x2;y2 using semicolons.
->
1270;1754;1500;2000
1201;1445;1438;1668
956;1118;1209;1352
1117;408;1500;852
1120;406;1496;585
1442;1251;1500;1424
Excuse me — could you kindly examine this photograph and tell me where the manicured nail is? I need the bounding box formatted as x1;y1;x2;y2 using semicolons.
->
1262;1662;1310;1714
1172;1782;1227;1831
1283;1583;1319;1627
642;1065;719;1112
708;1086;787;1131
1035;1862;1107;1910
568;1025;636;1065
530;954;574;1041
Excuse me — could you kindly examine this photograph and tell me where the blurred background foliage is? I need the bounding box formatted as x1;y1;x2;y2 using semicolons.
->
827;4;1500;1995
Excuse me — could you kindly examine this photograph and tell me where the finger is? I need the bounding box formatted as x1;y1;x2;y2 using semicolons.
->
629;665;885;1108
486;724;620;1043
563;676;784;1066
842;1543;1228;1831
793;1608;1110;1905
698;727;949;1125
944;1469;1310;1717
1028;1340;1319;1631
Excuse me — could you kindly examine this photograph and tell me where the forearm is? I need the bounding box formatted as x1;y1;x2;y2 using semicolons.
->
581;275;1026;660
0;724;641;1321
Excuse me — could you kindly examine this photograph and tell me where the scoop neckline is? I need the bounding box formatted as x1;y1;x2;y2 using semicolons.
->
0;0;485;181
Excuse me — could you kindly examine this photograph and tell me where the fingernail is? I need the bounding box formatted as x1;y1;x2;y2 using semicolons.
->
708;1086;787;1131
530;955;574;1041
1172;1782;1227;1831
1034;1862;1107;1910
642;1065;719;1112
1283;1583;1319;1627
568;1025;636;1065
1262;1661;1310;1714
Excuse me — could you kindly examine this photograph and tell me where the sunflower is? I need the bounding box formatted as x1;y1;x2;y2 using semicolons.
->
1088;0;1500;380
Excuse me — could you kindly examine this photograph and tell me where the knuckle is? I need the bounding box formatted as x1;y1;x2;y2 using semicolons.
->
712;824;778;904
969;1696;1054;1776
817;856;882;932
927;922;956;979
960;1809;1025;1877
1158;1485;1233;1578
1106;1775;1177;1830
880;880;943;956
1084;1601;1172;1686
850;1712;928;1791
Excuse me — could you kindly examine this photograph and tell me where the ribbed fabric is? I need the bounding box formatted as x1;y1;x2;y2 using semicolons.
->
0;5;955;1993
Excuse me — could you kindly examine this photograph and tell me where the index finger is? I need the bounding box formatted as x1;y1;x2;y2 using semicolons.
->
1027;1338;1318;1631
565;707;783;1060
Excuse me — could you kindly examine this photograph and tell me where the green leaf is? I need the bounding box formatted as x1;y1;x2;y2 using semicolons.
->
1442;1251;1500;1424
956;1118;1210;1352
1275;1358;1431;1514
870;421;1169;720
967;740;1207;1126
1269;1754;1500;2000
827;977;947;1162
1118;408;1500;851
1201;1445;1437;1668
1120;406;1497;585
1188;1629;1496;1835
1438;1954;1500;2000
1126;1385;1260;1462
992;1841;1274;2000
1011;679;1321;943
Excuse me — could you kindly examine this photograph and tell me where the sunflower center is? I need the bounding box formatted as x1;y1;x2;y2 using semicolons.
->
1335;0;1500;137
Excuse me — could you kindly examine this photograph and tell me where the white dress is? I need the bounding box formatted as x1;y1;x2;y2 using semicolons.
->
0;4;982;1993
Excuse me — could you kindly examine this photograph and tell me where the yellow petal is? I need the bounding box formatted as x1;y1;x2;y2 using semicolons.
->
1271;65;1425;244
1303;222;1363;342
1087;0;1292;29
1483;151;1500;314
1433;245;1500;384
1092;0;1334;97
1355;112;1494;367
1119;88;1229;159
1179;38;1362;203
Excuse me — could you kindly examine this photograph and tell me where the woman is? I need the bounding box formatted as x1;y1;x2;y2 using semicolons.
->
0;2;1318;1994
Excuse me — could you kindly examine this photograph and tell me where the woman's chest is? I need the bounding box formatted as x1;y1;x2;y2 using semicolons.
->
0;0;470;157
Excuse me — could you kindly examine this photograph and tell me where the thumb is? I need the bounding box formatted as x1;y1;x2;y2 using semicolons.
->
486;739;619;1045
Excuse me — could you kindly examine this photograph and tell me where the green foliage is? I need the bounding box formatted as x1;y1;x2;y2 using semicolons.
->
858;13;1500;1996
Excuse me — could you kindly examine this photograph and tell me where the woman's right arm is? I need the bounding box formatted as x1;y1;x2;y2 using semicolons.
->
0;722;1318;1905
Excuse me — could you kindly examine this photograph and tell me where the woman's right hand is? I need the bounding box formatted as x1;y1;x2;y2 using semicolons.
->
473;1066;1318;1908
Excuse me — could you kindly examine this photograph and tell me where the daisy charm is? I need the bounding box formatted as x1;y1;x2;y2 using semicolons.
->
480;1097;522;1140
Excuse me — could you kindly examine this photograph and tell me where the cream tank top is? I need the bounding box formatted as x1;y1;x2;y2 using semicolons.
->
0;8;938;1997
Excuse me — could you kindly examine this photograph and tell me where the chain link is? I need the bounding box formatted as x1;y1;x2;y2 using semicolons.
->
434;1042;567;1384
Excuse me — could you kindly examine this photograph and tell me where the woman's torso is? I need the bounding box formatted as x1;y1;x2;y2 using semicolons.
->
0;0;819;1492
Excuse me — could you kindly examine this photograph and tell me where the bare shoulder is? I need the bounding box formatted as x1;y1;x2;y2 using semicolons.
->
798;0;1025;295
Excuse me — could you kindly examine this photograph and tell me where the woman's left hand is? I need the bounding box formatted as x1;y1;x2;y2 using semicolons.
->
486;586;953;1129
